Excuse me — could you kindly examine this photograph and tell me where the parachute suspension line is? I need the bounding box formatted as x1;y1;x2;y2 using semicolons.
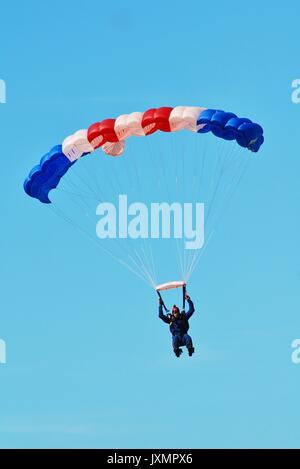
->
186;145;251;279
92;135;244;286
139;143;160;284
170;138;185;282
60;151;160;287
70;164;102;201
185;132;212;279
60;175;97;200
137;239;157;288
187;141;233;277
145;133;186;283
63;164;108;223
62;188;95;221
195;129;208;193
78;152;119;206
145;136;162;190
57;187;96;201
107;159;125;198
213;149;250;229
174;236;185;282
95;158;121;203
48;204;155;287
178;132;210;281
180;133;189;282
182;132;208;280
74;156;101;199
130;249;157;289
205;141;233;223
140;242;158;287
86;156;111;202
131;243;156;289
55;176;103;233
24;105;264;289
51;122;252;287
58;177;101;227
206;144;248;231
175;135;189;282
185;140;230;279
61;172;101;201
204;139;238;231
54;177;159;286
124;249;156;288
169;131;209;282
105;155;159;288
133;138;160;287
168;136;185;282
119;153;158;287
86;157;104;200
132;241;158;288
109;136;155;286
186;229;215;281
170;131;189;282
149;242;158;286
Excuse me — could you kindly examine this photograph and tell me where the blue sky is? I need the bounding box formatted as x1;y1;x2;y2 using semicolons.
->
0;0;300;449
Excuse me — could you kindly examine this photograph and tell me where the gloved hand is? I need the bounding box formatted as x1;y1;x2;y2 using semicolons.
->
185;293;190;300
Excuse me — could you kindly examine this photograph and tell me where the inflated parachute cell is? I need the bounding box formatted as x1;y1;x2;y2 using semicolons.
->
197;110;264;152
23;145;74;204
24;105;264;204
141;107;173;134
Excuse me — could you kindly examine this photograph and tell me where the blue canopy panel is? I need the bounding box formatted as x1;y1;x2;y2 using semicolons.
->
23;145;75;204
197;109;264;152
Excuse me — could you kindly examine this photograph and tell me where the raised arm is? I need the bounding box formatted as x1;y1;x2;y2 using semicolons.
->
185;296;195;320
158;301;171;324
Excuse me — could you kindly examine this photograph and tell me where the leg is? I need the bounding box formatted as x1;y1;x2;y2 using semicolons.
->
182;333;193;348
172;335;180;349
172;335;183;357
182;334;194;356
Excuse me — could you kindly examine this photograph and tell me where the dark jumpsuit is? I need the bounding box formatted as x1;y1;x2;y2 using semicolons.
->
159;299;195;351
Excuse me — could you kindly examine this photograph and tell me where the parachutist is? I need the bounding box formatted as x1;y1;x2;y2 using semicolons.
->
158;293;195;358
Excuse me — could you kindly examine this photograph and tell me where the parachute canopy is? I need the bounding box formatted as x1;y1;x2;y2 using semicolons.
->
24;105;264;204
23;104;264;288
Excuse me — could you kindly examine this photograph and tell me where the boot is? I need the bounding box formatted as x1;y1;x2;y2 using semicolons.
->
174;348;182;358
188;346;195;357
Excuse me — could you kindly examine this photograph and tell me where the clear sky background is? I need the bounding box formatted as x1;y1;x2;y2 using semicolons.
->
0;0;300;449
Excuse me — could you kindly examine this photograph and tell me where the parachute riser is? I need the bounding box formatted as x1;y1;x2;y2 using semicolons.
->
182;284;186;311
157;291;169;313
157;284;186;313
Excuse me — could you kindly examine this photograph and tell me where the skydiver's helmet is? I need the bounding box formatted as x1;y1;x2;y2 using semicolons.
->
172;305;180;317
